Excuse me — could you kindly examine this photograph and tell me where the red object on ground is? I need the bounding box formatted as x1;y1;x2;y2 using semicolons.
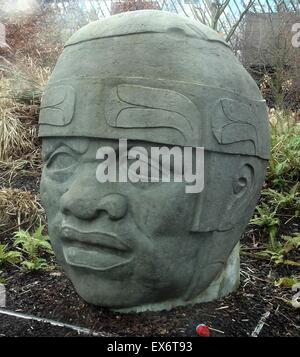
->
196;324;210;337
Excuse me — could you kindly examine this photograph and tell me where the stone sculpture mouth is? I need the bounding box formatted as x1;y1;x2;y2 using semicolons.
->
61;226;133;271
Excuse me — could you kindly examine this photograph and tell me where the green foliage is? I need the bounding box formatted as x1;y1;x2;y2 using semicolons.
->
257;234;300;267
13;225;54;272
250;203;280;249
282;234;300;253
21;259;51;272
267;123;300;190
275;277;299;289
0;271;6;285
0;244;22;266
251;118;300;266
14;225;52;257
262;184;300;214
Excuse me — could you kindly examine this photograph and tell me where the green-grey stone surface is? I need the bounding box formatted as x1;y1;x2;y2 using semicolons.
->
39;10;270;312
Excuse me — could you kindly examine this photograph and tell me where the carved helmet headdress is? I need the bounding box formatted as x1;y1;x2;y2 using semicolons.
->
39;10;269;160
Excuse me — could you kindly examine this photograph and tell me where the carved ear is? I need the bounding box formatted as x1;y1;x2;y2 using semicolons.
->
222;163;256;228
232;164;254;197
191;153;267;233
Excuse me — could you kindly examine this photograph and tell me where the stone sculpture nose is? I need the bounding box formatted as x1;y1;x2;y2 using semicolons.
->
61;188;128;221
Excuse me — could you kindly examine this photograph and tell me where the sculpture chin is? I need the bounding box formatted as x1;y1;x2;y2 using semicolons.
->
64;244;240;313
114;244;240;313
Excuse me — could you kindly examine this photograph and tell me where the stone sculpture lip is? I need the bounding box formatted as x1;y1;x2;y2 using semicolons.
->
61;226;131;252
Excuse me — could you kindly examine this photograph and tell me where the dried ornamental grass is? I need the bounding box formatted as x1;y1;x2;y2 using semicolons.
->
0;159;30;187
0;99;34;161
0;55;50;104
0;188;44;234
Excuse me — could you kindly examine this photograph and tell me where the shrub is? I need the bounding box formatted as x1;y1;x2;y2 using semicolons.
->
13;225;54;271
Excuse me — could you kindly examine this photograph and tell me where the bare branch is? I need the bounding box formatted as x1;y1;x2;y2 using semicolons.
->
226;0;255;42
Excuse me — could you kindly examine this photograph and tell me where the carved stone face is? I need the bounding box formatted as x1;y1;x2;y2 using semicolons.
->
41;138;202;309
40;136;267;310
39;10;270;311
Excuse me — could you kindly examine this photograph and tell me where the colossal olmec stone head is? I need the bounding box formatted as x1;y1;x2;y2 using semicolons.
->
39;10;270;312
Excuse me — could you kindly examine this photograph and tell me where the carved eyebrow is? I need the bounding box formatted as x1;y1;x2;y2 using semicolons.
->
43;140;89;161
105;84;200;146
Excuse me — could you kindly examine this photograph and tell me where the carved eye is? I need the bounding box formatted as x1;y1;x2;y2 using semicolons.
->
127;160;164;189
47;152;77;171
